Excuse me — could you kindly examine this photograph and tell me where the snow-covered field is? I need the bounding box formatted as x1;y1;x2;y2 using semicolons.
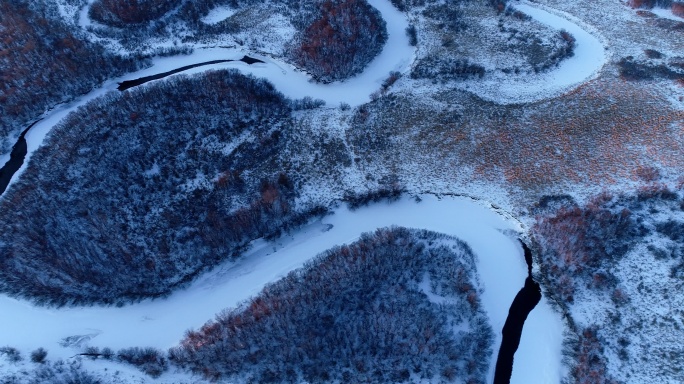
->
0;195;563;383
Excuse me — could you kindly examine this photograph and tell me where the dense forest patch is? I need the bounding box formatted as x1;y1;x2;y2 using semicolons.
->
170;227;493;383
0;0;138;155
285;0;387;82
89;0;183;27
0;70;325;306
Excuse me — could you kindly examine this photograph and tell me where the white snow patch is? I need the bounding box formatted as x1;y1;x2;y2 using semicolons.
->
201;6;236;25
651;7;684;21
143;163;160;177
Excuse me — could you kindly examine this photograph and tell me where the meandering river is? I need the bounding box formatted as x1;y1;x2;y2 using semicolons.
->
0;1;608;381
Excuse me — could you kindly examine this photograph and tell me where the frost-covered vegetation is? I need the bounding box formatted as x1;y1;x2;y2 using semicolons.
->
0;70;327;306
79;0;388;83
0;357;101;384
170;227;493;383
0;0;138;156
532;187;684;383
285;0;387;82
403;0;576;83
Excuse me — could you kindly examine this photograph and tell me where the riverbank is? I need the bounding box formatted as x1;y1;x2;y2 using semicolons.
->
0;195;563;383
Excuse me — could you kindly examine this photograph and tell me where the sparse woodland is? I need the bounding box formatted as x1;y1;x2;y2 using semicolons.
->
170;227;493;383
532;187;684;383
0;70;326;306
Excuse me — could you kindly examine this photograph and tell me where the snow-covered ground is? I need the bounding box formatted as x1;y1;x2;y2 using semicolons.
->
651;7;684;21
200;6;236;25
0;195;563;383
455;0;607;104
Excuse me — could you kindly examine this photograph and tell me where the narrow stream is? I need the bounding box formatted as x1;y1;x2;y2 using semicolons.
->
117;55;264;91
0;121;39;196
493;240;542;384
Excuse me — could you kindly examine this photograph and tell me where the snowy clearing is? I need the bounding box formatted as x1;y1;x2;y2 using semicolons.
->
651;7;684;21
455;0;607;104
0;195;563;384
201;6;236;25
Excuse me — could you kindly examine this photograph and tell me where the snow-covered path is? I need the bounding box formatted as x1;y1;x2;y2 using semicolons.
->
456;0;607;104
0;195;564;384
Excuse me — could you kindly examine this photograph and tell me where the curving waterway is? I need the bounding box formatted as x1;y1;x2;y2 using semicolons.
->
0;195;564;383
0;1;606;381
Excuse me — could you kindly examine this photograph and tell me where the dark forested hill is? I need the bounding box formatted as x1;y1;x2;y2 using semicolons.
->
0;70;325;306
170;227;493;383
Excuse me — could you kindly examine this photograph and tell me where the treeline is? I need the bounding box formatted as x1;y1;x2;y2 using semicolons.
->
0;70;326;306
170;227;493;383
0;0;139;156
89;0;183;27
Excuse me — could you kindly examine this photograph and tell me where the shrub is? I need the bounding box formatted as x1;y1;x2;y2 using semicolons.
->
118;347;168;378
673;2;684;17
0;347;22;363
30;348;47;364
406;24;418;46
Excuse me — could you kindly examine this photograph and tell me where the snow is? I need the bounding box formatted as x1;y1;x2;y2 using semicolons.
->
0;195;563;383
200;6;236;25
651;7;684;21
455;0;607;104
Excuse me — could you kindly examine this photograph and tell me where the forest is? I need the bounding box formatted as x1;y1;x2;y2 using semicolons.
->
285;0;387;82
0;70;326;306
169;227;493;383
0;0;139;156
89;0;183;27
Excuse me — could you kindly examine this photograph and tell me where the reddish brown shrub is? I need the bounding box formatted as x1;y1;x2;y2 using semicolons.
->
572;327;618;384
289;0;386;82
672;2;684;17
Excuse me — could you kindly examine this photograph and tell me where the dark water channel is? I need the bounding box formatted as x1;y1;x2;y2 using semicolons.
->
117;55;264;91
0;121;39;196
493;240;542;384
